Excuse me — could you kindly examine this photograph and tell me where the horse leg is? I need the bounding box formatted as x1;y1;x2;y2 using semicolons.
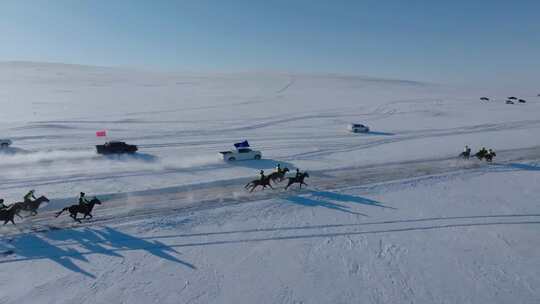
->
267;183;274;190
250;184;257;193
72;213;82;223
285;181;292;190
10;218;15;225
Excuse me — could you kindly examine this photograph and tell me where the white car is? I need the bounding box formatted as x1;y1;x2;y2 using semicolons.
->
0;139;12;148
347;123;370;133
220;148;262;161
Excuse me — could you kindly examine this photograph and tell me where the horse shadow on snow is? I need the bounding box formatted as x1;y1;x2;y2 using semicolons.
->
284;190;395;216
0;226;195;278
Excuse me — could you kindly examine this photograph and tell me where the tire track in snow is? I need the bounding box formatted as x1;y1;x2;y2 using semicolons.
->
284;119;540;160
1;146;539;237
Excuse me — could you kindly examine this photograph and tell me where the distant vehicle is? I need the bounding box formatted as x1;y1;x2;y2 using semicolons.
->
220;140;261;161
508;96;517;100
518;99;527;103
0;139;12;148
347;123;370;133
506;100;514;104
96;141;138;154
480;97;490;101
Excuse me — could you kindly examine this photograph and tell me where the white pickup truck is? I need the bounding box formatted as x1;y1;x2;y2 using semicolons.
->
220;148;262;161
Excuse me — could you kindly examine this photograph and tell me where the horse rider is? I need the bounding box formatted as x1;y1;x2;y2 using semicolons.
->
295;168;301;178
79;192;90;207
276;163;282;174
488;148;496;158
0;199;7;210
23;190;37;205
477;147;488;158
259;170;266;181
464;145;471;156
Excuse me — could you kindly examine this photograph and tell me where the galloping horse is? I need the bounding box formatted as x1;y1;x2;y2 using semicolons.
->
285;172;310;190
267;168;290;184
12;196;50;216
55;197;102;223
245;176;274;193
0;204;23;225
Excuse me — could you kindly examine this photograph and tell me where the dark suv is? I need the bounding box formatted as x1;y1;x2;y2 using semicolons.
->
96;141;138;154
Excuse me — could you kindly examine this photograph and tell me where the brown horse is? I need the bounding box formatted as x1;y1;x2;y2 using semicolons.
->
0;204;23;225
285;172;310;190
55;197;102;223
267;168;290;184
245;176;274;193
12;196;50;216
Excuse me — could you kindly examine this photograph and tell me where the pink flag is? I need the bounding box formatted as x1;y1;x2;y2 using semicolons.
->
96;130;107;137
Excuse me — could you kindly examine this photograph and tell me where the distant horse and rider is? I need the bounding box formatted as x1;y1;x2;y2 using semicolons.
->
55;194;102;223
459;145;496;162
245;164;310;192
0;191;102;225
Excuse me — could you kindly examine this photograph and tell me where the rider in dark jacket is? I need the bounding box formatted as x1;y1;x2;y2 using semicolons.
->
477;147;488;158
0;199;6;210
259;170;265;181
79;192;90;207
276;164;282;174
295;168;301;178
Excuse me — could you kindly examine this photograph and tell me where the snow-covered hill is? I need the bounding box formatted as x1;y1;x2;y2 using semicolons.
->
0;62;539;303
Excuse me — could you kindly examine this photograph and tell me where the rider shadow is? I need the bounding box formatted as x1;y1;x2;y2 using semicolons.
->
365;131;395;136
285;196;368;216
227;158;297;170
309;191;396;210
502;163;540;171
0;147;29;155
1;233;96;278
0;227;195;278
93;227;196;269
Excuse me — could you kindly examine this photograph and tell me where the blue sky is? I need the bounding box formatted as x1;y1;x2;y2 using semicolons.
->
1;0;539;86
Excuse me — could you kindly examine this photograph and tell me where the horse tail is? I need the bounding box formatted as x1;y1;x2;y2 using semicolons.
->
55;207;69;217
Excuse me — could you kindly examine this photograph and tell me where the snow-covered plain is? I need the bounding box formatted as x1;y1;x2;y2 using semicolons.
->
0;62;539;303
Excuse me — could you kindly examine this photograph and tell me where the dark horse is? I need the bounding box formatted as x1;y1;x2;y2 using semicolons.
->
267;168;290;184
12;196;50;216
285;172;310;190
475;150;496;162
484;151;496;162
245;176;274;193
0;204;23;225
459;151;470;159
55;197;102;223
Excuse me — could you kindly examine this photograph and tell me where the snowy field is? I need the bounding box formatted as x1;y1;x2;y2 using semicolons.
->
0;62;539;303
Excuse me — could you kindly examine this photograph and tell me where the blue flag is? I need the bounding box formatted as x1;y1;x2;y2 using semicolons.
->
234;140;250;148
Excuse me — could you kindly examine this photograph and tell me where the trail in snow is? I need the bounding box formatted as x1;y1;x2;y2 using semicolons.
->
1;146;538;237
